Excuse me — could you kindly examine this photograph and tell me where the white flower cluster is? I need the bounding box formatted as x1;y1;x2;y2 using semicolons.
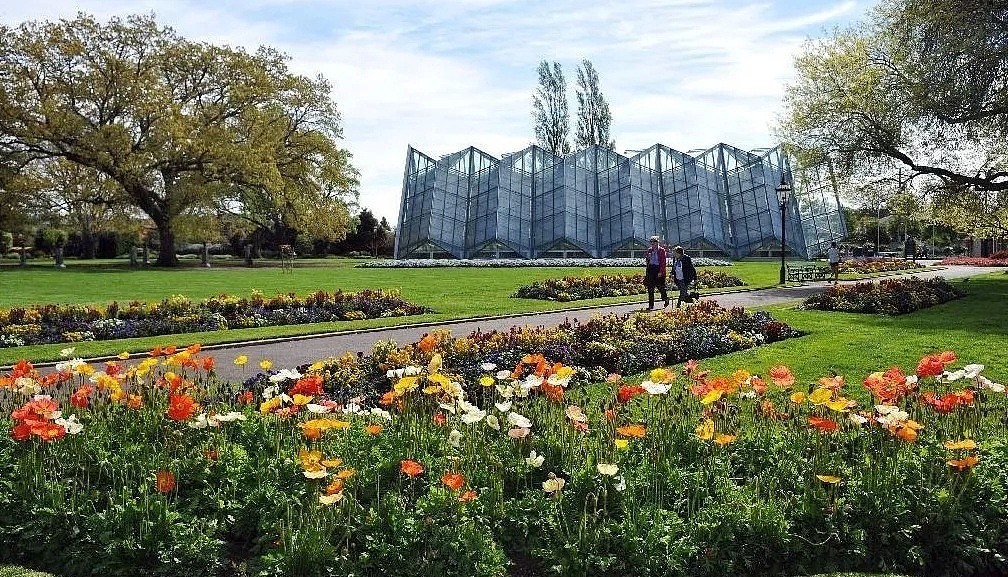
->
356;257;733;268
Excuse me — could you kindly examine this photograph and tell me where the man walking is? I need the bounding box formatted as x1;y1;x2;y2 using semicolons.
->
643;236;669;310
672;246;697;307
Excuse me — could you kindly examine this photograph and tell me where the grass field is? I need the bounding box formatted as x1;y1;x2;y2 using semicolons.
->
0;258;984;383
0;258;798;364
693;272;1008;385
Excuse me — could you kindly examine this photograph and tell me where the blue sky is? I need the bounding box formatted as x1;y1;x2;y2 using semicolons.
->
1;0;875;223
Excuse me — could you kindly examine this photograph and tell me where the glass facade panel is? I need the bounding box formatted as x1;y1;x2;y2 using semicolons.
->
395;143;847;259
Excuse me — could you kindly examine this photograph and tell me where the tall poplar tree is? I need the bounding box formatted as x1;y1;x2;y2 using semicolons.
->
531;61;571;156
574;59;615;150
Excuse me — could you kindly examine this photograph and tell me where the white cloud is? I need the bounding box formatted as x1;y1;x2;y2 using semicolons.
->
1;0;870;223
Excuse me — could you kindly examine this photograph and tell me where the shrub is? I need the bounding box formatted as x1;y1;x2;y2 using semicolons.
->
802;277;966;315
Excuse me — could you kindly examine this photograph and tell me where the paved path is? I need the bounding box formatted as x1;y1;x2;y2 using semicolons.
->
197;263;987;382
9;263;990;380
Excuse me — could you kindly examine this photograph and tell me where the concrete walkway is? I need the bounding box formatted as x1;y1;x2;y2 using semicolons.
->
197;262;987;382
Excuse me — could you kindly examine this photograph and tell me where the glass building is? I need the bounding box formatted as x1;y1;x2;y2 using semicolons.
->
395;143;846;260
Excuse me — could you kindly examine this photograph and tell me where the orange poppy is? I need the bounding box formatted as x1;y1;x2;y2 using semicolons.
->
769;365;795;388
400;459;424;478
417;333;437;352
166;394;198;422
365;424;383;435
947;455;979;470
156;470;176;493
459;490;478;502
808;416;839;432
441;472;465;491
616;424;646;438
202;357;215;372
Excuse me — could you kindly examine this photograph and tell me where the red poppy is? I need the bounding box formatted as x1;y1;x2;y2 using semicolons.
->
70;385;94;408
289;375;324;397
400;460;424;478
617;385;645;403
11;359;35;379
432;412;446;426
202;357;216;372
237;390;254;405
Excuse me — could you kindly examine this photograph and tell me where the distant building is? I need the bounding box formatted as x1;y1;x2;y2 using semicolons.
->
395;143;846;259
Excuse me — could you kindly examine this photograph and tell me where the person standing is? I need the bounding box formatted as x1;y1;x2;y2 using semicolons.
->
827;241;841;284
643;235;669;310
672;246;697;307
904;235;917;262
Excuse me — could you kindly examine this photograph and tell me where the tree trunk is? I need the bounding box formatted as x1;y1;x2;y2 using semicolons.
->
83;232;97;259
155;221;179;267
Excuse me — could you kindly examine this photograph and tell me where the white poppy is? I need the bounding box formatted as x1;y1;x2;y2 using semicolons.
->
597;463;619;476
213;411;246;423
188;413;210;429
370;407;392;421
485;414;501;430
640;380;670;395
306;403;331;414
944;369;965;382
507;412;533;429
849;413;868;425
481;362;497;372
494;401;513;413
525;450;545;468
963;364;985;379
55;415;84;435
448;429;462;448
269;369;302;383
495;370;512;381
461;409;486;425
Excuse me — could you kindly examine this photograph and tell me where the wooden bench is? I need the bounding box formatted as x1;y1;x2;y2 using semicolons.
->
787;265;831;283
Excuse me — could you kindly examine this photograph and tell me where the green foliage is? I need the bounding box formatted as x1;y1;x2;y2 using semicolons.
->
0;13;358;267
779;0;1008;234
532;60;571;156
802;277;965;315
574;59;614;150
513;271;745;301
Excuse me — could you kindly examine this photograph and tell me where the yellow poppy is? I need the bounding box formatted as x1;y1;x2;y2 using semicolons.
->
944;439;978;450
816;474;842;484
808;387;833;405
695;419;714;441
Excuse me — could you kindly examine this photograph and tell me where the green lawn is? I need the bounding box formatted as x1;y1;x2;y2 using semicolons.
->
695;273;1008;384
0;258;799;364
0;258;965;375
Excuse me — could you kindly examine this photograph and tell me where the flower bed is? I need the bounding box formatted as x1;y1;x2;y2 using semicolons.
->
836;259;926;274
356;257;733;268
0;290;432;348
802;277;965;315
937;257;1008;267
2;342;1005;577
513;270;745;301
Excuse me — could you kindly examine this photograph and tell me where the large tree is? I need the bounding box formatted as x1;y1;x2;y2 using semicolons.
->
9;158;130;258
779;0;1008;234
574;59;615;150
531;60;571;156
0;13;358;266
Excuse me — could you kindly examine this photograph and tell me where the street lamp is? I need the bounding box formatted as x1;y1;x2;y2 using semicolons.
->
776;173;792;284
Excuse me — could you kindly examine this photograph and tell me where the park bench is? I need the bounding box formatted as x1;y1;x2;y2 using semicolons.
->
787;264;831;283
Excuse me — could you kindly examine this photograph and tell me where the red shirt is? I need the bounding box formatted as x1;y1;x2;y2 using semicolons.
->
645;245;667;277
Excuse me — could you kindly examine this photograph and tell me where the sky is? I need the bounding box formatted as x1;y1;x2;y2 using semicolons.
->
0;0;875;224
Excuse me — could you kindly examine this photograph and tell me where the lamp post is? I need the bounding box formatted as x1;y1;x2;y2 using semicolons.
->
776;173;792;284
